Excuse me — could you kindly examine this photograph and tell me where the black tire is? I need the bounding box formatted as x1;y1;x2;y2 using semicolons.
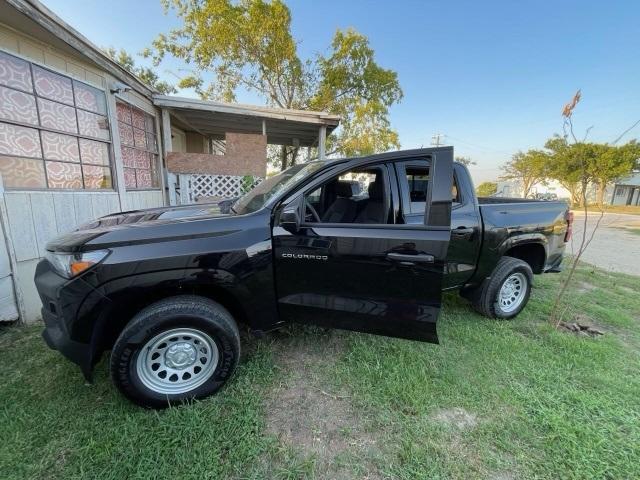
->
470;256;533;319
110;295;240;408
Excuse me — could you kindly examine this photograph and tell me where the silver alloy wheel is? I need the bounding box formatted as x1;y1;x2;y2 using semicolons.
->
136;328;218;395
496;272;527;313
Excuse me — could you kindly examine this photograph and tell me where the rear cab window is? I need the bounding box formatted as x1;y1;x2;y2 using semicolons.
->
395;160;461;224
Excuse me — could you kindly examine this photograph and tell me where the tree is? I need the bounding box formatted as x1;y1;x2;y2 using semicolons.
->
588;141;639;205
476;181;497;197
455;156;476;166
544;135;581;205
500;150;548;198
148;0;403;170
104;47;177;95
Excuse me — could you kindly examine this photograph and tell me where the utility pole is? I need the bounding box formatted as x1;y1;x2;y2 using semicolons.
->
431;133;444;146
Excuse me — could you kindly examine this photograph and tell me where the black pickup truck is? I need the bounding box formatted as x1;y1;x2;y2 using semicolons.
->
35;147;571;408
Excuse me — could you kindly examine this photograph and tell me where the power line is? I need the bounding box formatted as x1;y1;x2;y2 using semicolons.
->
430;133;445;146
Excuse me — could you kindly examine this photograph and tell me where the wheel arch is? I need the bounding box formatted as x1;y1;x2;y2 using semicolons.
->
503;241;547;274
84;271;254;370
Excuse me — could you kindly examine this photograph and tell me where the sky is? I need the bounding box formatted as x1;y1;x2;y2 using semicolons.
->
44;0;640;183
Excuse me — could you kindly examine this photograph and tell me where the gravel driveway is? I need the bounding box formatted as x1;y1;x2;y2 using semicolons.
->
569;211;640;276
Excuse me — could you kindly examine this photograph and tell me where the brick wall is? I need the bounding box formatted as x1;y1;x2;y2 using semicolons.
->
166;132;267;177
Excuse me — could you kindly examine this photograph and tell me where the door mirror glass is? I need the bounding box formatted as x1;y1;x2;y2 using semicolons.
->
280;204;300;233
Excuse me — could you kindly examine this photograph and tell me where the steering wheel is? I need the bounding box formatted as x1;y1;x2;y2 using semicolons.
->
304;198;321;223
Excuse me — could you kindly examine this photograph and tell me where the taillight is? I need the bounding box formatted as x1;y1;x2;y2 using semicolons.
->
564;211;574;242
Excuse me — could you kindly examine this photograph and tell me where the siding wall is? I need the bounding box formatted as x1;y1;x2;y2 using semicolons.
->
0;22;166;323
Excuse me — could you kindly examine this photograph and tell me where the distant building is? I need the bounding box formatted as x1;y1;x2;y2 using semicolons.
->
495;179;573;200
495;179;615;204
611;173;640;206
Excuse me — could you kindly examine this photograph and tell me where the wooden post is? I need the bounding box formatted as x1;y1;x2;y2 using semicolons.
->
161;108;175;205
318;125;326;161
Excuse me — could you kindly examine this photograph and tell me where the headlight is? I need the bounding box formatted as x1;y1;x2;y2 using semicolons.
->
45;250;109;278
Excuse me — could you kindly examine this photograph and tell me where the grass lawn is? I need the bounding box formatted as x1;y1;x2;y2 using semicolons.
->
1;263;639;479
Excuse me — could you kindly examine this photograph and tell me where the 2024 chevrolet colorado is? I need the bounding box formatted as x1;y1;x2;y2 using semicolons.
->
35;147;572;408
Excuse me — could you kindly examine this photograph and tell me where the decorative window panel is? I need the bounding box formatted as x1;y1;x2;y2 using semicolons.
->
33;66;74;105
133;127;146;148
0;123;42;158
82;165;112;189
0;86;38;125
42;131;80;162
46;161;83;189
0;51;33;91
79;139;109;166
0;156;46;188
116;100;159;189
0;50;114;190
77;109;109;140
37;98;78;134
73;80;106;114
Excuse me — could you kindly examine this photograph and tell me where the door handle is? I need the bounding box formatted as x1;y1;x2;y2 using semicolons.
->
452;226;474;237
386;252;435;264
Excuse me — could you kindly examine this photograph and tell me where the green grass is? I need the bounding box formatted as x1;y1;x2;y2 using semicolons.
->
1;264;639;479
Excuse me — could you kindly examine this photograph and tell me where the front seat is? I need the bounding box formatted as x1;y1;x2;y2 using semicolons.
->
321;181;357;223
355;178;386;224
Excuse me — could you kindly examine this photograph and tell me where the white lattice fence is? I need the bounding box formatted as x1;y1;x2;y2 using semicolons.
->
180;174;262;204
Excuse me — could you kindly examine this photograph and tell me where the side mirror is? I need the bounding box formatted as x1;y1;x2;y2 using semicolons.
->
280;204;300;233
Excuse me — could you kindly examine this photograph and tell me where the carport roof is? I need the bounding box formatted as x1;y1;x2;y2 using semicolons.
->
616;173;640;187
153;95;341;147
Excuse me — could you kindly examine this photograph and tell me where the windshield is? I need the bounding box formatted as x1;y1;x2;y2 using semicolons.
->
232;161;326;214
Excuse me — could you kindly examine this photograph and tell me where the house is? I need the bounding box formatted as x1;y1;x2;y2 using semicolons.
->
610;173;640;206
0;0;340;323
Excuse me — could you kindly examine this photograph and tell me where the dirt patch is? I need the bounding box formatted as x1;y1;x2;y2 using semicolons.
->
265;328;382;479
559;314;605;337
431;407;478;430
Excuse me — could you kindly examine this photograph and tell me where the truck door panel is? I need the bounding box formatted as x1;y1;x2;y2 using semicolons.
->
397;163;481;288
272;149;453;343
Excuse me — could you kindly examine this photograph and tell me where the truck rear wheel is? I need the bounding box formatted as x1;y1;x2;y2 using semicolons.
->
110;295;240;408
470;256;533;319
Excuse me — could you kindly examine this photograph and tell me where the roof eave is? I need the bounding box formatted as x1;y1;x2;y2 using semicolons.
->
8;0;158;97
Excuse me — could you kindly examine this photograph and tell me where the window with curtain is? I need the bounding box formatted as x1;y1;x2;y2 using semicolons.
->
0;50;113;190
116;100;159;189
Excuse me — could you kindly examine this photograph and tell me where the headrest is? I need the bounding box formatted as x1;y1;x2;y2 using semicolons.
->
335;181;355;197
368;178;383;200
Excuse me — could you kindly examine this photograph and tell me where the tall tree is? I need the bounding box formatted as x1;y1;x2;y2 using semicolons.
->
148;0;403;170
104;48;177;95
501;150;548;198
588;141;640;205
455;156;476;166
544;135;583;205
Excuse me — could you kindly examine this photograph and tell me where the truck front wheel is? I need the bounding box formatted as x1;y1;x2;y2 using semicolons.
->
469;256;533;319
110;296;240;408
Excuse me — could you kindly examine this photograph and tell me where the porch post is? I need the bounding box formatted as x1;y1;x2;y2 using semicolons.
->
318;125;326;161
161;108;176;206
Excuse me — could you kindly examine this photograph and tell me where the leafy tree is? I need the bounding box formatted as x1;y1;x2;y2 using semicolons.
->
588;140;640;205
476;181;497;197
455;156;476;166
544;135;584;205
147;0;403;170
500;149;548;198
104;47;177;95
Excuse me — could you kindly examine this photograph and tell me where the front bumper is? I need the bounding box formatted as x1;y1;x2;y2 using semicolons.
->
35;259;110;381
42;307;93;378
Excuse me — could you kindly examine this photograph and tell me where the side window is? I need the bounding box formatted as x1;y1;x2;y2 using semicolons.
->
398;162;461;220
405;166;430;214
452;174;461;205
303;165;389;224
